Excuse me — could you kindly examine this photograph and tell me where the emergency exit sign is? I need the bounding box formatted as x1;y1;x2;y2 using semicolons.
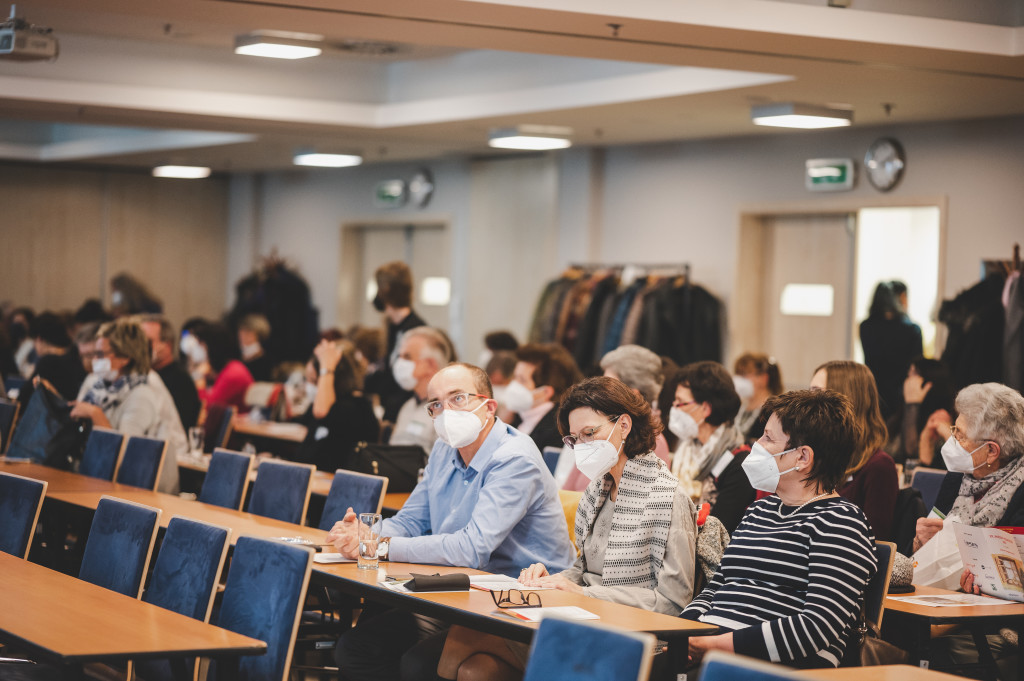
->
805;158;854;192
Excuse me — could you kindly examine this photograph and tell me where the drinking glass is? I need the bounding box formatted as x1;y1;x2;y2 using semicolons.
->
187;427;204;457
358;513;383;569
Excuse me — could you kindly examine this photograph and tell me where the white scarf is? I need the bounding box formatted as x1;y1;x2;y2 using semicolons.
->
82;372;148;411
575;452;677;588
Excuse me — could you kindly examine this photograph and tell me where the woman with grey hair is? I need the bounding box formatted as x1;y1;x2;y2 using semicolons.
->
915;382;1024;552
600;344;672;464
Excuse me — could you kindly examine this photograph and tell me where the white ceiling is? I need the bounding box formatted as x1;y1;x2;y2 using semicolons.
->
1;0;1023;172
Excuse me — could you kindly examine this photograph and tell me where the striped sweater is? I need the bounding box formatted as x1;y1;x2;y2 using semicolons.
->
681;495;877;667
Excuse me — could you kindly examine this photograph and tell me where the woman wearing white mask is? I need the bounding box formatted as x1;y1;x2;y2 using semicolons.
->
71;318;186;494
436;376;696;681
684;389;876;670
914;383;1024;552
666;361;754;534
732;352;784;443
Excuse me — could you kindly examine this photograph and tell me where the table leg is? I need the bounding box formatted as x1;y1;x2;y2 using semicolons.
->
968;625;999;681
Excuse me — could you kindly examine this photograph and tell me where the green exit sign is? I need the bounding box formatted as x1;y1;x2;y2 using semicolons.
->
805;158;854;192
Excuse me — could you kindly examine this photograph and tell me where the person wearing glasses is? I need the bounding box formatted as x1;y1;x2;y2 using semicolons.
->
327;361;573;681
666;361;753;534
434;376;696;681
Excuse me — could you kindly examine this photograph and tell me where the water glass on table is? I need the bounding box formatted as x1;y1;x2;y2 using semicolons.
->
187;427;204;459
358;512;383;569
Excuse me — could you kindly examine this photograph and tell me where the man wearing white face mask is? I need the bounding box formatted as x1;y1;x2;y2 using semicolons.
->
328;362;573;681
505;343;582;452
389;326;453;455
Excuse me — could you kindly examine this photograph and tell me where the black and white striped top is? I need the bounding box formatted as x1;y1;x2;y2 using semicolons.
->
681;495;877;667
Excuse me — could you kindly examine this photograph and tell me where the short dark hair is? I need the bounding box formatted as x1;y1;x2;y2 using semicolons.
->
762;389;857;492
557;376;661;459
375;261;413;309
191;321;237;373
676;361;741;426
484;330;519;352
446;362;493;398
516;343;583;403
485;350;517;381
29;312;72;348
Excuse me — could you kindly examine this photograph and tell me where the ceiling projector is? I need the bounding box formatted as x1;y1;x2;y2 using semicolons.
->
0;5;58;61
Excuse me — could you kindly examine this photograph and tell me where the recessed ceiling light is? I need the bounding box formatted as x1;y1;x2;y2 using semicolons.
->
488;126;573;151
152;165;211;179
235;31;323;60
293;153;363;168
751;103;853;129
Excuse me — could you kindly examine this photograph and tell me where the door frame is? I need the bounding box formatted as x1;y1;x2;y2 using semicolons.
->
730;195;949;370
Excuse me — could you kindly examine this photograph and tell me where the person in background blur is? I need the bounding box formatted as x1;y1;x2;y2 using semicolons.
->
480;329;519;367
733;353;784;443
600;344;671;464
191;321;253;412
860;280;923;422
109;272;163;317
890;357;956;468
71;299;111;338
74;322;100;376
18;312;86;407
810;360;898;542
389;326;454;454
295;339;380;472
139;314;201;431
486;351;517;421
237;313;274;382
506;343;582;452
8;307;36;378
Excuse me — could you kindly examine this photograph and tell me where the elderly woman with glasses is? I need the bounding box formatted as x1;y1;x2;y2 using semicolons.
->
914;383;1024;552
434;376;696;681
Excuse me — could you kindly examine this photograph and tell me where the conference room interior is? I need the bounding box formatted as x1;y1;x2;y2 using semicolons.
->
3;1;1024;680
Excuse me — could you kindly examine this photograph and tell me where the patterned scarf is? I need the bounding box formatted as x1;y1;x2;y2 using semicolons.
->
950;454;1024;527
575;452;678;588
81;372;149;411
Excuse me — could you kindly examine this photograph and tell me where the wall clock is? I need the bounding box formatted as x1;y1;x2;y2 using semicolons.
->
864;138;905;192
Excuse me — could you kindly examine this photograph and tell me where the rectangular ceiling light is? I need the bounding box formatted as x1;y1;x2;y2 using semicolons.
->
235;31;323;60
752;103;853;129
488;126;572;151
293;153;363;168
152;165;211;179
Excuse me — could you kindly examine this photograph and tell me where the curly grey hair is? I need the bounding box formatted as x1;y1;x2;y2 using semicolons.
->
599;344;663;404
955;383;1024;461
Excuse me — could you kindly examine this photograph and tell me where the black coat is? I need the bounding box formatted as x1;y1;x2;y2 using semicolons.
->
935;471;1024;527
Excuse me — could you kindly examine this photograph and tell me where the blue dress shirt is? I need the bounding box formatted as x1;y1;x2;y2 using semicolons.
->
383;417;575;577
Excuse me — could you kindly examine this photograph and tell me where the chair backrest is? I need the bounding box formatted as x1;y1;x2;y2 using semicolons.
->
211;536;313;681
203;403;236;452
911;468;946;513
866;541;896;629
0;398;20;454
541;446;561;476
4;375;26;396
199;448;255;510
558;490;582;550
248;459;315;525
521;617;655;681
79;496;161;598
115;435;167;490
0;472;47;558
318;469;389;531
79;427;126;481
700;651;805;681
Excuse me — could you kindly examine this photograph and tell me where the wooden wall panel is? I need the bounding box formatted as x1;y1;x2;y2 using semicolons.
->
102;174;229;329
0;166;105;313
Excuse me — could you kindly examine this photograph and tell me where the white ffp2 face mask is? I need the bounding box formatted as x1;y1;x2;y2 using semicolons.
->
392;357;418;391
573;426;623;481
940;436;989;474
733;375;755;401
502;380;537;414
433;400;489;449
741;441;800;493
668;407;699;441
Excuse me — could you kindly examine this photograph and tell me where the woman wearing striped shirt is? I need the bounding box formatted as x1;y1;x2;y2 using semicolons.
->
682;389;878;669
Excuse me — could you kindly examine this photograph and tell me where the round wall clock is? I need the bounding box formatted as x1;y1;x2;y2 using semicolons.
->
864;138;905;192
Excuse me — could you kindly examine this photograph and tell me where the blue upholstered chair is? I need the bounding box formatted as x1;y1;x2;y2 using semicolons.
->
79;496;161;598
521;618;656;681
318;469;388;531
911;468;946;513
203;404;236;452
199;448;255;510
866;541;896;630
247;459;315;525
541;446;561;476
210;536;313;681
700;651;803;681
0;398;19;454
115;435;166;490
0;472;47;558
134;516;232;681
79;427;125;481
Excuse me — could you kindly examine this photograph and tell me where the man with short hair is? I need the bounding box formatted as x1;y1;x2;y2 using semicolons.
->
328;362;574;681
19;312;86;406
504;342;582;452
388;326;452;454
139;314;201;431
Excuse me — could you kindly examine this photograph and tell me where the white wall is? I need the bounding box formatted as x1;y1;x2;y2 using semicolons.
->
230;114;1024;362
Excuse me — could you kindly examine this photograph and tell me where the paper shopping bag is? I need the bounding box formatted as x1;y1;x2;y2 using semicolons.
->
912;518;964;590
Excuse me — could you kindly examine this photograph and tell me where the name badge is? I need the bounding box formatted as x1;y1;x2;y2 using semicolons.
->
406;421;426;436
315;426;329;441
710;451;735;479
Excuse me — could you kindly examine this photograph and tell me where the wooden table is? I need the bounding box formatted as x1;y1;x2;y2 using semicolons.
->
230;418;307;443
885;584;1024;680
0;460;134;493
796;665;965;680
0;552;265;674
